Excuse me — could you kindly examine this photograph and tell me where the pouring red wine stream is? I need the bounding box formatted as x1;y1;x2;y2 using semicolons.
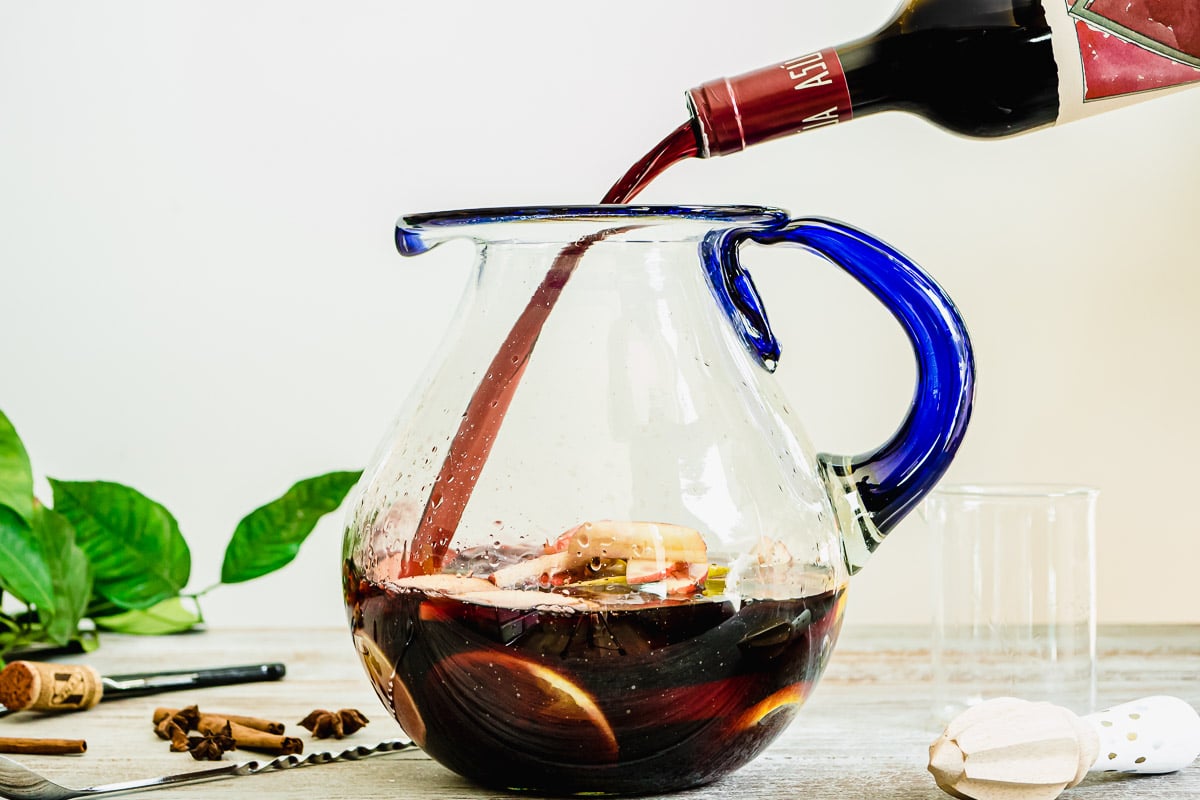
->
400;126;699;576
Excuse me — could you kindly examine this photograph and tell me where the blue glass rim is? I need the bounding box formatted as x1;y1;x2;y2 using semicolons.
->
396;205;789;255
399;204;788;228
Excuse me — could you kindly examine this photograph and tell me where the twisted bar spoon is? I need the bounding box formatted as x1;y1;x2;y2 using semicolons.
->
0;739;415;800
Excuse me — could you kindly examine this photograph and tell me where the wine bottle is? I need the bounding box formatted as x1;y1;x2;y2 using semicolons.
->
686;0;1200;157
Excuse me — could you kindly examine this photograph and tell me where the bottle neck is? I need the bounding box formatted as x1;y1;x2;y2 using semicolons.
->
686;44;854;158
686;36;894;158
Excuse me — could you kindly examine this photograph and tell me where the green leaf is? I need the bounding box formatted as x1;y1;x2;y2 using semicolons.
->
29;505;92;645
221;470;362;584
0;410;34;523
0;504;54;610
92;596;200;635
48;480;190;610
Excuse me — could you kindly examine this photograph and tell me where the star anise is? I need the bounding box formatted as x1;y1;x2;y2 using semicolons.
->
298;708;369;739
186;721;237;761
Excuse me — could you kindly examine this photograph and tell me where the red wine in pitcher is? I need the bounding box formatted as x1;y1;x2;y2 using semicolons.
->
349;574;846;795
605;0;1200;200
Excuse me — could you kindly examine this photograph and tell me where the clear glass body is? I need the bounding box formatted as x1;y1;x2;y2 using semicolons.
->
344;206;975;794
349;221;848;599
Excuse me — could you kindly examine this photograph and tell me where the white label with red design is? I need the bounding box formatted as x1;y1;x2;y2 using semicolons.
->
1045;0;1200;123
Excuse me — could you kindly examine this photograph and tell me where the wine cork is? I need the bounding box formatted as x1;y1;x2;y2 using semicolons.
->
0;661;103;713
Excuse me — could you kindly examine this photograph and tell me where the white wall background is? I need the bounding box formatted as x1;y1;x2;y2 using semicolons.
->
2;1;1197;632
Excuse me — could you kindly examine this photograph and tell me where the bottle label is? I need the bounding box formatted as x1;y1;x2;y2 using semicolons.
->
688;47;854;155
1046;0;1200;122
775;50;856;132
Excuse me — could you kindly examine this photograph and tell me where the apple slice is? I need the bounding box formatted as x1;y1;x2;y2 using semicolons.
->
488;551;575;589
457;589;592;610
553;520;708;565
625;559;709;596
389;574;499;595
491;520;709;594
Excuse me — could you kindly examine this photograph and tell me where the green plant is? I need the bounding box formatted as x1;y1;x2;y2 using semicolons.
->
0;407;361;660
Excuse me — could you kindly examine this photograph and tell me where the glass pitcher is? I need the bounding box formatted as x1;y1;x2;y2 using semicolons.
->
344;205;973;795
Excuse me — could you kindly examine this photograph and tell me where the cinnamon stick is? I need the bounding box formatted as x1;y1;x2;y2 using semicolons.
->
153;707;285;735
0;737;87;755
197;717;302;755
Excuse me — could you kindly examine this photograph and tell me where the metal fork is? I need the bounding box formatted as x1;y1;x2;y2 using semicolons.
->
0;739;415;800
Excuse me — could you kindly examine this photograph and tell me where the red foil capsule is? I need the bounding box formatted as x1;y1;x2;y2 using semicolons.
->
687;48;854;157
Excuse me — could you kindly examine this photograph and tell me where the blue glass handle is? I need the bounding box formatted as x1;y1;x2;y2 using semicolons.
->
714;217;974;561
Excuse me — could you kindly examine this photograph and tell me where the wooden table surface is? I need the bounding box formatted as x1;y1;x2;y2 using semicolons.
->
1;624;1196;799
